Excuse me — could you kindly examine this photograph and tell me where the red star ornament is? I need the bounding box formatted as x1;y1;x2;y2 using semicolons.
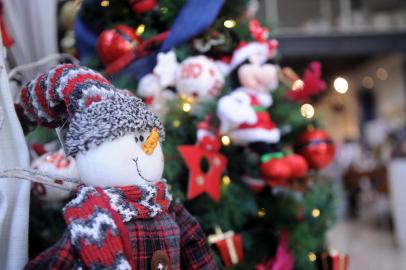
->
178;144;227;202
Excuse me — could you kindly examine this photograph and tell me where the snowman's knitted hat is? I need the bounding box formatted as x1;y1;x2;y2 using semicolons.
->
19;64;164;157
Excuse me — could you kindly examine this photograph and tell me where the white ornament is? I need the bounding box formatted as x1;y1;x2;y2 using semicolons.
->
153;51;179;88
175;55;224;103
31;150;79;202
137;74;176;117
76;130;164;188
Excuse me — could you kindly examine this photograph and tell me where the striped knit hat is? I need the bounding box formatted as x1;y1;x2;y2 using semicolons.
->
19;64;164;157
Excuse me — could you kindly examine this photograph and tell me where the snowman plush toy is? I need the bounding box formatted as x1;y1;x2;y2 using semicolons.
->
19;64;217;270
217;21;308;184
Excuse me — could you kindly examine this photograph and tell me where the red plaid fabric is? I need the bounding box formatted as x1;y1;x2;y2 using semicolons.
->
25;203;217;270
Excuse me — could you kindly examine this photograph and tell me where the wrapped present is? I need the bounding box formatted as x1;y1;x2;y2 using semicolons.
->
317;250;349;270
208;225;244;267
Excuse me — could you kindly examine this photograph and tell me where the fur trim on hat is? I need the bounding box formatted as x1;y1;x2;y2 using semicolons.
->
66;93;165;157
229;42;268;71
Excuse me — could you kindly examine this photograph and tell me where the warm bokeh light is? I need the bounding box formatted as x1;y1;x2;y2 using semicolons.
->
308;252;317;262
136;24;145;36
100;0;109;7
222;176;231;186
221;135;231;146
376;67;388;80
224;19;237;28
301;103;315;119
362;76;374;89
172;120;181;128
257;208;266;218
292;79;304;91
312;208;321;218
334;77;349;94
182;102;191;112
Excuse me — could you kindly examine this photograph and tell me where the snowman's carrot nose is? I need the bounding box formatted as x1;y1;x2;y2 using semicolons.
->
142;128;159;155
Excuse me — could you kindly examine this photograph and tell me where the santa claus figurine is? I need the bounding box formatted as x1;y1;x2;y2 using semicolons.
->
217;20;308;184
18;64;217;270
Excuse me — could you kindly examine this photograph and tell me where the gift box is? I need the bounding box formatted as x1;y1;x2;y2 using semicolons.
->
316;251;349;270
208;226;244;267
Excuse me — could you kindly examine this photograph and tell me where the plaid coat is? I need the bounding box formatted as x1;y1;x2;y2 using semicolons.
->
25;203;218;270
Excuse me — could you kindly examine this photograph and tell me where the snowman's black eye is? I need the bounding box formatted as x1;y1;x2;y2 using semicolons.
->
139;135;144;142
134;136;139;143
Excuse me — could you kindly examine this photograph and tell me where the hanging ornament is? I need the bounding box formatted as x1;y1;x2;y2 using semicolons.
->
178;136;227;202
176;55;225;103
31;150;79;202
208;225;244;267
128;0;156;14
316;250;349;270
285;62;326;102
295;128;335;170
241;175;266;193
255;230;294;270
97;25;141;66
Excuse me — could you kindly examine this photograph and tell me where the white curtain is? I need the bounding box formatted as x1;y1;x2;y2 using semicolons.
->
4;0;58;80
0;47;30;269
0;1;58;269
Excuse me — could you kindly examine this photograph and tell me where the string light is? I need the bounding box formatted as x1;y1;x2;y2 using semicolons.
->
311;208;320;218
300;103;315;119
257;208;266;218
160;7;168;13
376;67;388;80
333;77;348;94
136;24;145;36
223;19;237;28
172;120;181;128
292;79;304;91
182;102;191;112
308;252;317;262
222;176;231;186
100;0;109;7
221;135;231;146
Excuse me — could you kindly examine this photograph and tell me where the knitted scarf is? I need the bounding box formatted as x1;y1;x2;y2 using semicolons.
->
63;181;172;269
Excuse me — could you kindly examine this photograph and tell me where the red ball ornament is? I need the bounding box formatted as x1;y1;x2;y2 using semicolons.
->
295;129;335;170
284;154;308;179
261;158;291;185
97;25;141;66
128;0;156;14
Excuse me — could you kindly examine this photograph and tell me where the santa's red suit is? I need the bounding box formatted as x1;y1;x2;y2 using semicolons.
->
217;87;280;145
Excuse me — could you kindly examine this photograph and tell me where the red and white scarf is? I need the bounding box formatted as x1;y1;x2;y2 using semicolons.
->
63;181;172;269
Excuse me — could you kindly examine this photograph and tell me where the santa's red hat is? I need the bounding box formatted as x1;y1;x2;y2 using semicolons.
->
228;20;279;72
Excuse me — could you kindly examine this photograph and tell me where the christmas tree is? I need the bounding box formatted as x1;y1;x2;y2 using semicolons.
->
28;0;340;269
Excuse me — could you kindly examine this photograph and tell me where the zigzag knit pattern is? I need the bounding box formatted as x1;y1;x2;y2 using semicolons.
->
63;181;171;269
20;64;115;127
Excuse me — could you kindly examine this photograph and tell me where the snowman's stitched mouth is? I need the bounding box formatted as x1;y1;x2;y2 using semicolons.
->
132;157;154;182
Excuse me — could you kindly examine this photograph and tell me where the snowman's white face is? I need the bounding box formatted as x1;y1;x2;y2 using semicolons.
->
75;130;164;187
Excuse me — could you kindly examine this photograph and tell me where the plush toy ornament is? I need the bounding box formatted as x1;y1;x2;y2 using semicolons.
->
176;55;224;103
217;20;308;184
17;64;217;270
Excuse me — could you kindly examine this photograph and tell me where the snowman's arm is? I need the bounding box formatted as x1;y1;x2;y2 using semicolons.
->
0;168;80;190
171;203;217;270
217;91;257;133
25;230;75;270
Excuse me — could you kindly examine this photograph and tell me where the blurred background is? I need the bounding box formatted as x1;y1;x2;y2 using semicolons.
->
258;0;406;269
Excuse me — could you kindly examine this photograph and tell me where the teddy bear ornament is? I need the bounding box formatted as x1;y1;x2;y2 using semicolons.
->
4;64;217;270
